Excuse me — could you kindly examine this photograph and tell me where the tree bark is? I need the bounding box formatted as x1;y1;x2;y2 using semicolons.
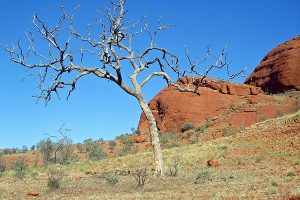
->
137;96;164;177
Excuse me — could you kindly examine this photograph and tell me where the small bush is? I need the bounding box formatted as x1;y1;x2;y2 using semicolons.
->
135;168;147;187
118;146;131;157
259;115;268;122
89;146;107;161
105;173;118;186
119;134;135;146
166;156;181;177
195;171;212;184
271;180;278;187
47;167;64;190
195;123;207;133
181;122;195;132
236;158;245;165
12;157;27;179
0;157;6;174
57;144;76;165
164;142;180;149
108;140;117;153
256;156;263;163
223;123;235;137
287;171;296;177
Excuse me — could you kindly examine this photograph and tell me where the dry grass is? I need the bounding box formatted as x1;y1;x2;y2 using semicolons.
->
0;111;299;199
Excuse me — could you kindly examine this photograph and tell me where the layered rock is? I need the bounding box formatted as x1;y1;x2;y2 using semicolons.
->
244;36;300;93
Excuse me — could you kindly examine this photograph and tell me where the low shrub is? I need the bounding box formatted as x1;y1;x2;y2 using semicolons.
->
108;140;117;153
12;157;27;179
181;122;195;132
287;171;296;177
105;173;118;186
135;168;147;187
195;123;207;133
166;156;181;177
47;167;65;190
89;146;107;161
223;123;235;137
195;171;212;184
259;115;268;122
119;134;135;146
118;146;131;157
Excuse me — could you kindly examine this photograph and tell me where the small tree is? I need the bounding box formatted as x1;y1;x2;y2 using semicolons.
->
37;126;74;166
1;0;245;176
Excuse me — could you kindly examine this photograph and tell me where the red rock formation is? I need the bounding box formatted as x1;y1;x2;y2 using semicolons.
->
245;36;300;93
137;77;299;140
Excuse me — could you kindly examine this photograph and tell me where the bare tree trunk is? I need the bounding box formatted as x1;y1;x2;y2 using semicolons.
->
137;96;164;177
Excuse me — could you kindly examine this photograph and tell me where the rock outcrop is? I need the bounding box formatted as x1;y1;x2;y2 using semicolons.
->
137;77;299;140
244;36;300;93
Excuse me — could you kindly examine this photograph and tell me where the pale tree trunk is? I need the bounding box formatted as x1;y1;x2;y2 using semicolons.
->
137;96;164;177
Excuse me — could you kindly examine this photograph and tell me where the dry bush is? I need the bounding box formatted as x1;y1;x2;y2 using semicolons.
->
47;167;65;190
135;168;148;187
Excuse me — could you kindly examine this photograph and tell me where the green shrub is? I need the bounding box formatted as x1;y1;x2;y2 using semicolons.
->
12;157;27;179
105;173;118;186
195;171;212;184
47;167;65;189
89;146;107;161
119;134;135;146
135;168;147;187
259;115;268;122
181;122;195;132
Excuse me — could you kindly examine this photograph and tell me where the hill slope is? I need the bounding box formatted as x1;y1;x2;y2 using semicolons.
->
0;111;299;199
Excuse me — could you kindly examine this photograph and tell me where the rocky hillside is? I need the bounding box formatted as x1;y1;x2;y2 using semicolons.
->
138;36;300;142
245;35;300;93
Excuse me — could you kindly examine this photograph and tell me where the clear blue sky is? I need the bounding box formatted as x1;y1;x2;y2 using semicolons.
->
0;0;299;148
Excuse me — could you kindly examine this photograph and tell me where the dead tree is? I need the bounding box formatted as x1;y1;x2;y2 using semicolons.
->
1;0;245;176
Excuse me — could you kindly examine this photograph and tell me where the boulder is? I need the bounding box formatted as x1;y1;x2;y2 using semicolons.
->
207;158;220;167
27;192;39;196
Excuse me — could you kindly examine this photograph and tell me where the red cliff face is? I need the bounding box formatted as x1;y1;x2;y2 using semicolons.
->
244;36;300;93
137;77;299;138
